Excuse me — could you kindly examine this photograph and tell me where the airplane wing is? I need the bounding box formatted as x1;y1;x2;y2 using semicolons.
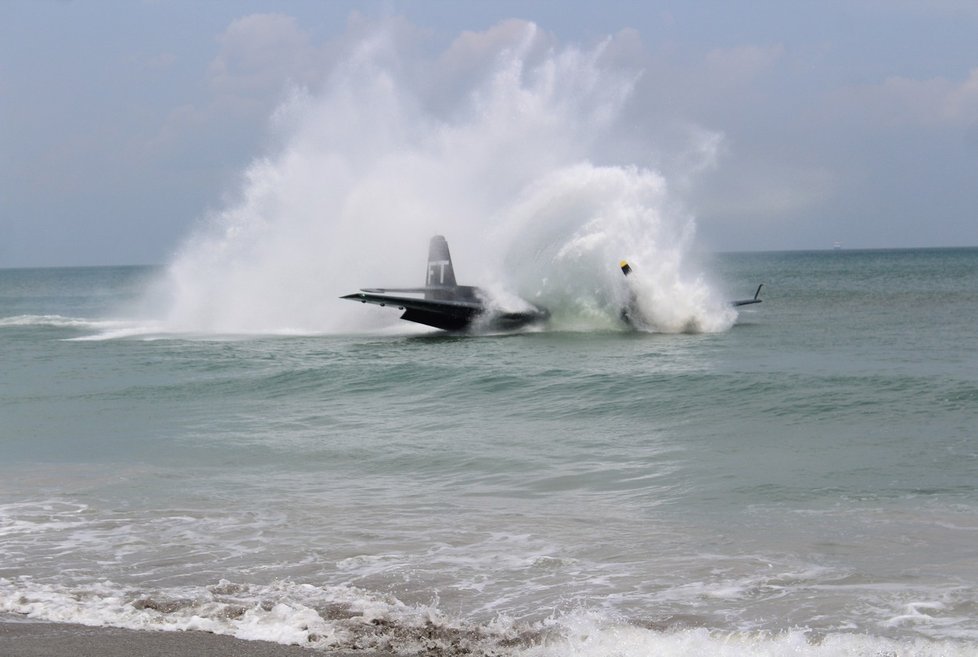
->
360;285;482;302
340;291;483;331
731;284;764;307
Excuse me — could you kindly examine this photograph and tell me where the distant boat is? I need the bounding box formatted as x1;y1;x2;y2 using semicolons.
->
832;241;842;250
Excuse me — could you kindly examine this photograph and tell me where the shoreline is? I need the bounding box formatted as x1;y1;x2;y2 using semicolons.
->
0;619;387;657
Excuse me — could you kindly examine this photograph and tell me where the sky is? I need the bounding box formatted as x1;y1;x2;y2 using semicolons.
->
2;1;977;267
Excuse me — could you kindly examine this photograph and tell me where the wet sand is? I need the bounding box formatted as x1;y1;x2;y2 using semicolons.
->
0;621;386;657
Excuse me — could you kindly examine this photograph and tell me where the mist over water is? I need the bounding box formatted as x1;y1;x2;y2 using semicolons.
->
155;20;735;335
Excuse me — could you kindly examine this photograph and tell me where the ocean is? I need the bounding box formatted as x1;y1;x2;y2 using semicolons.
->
2;248;977;656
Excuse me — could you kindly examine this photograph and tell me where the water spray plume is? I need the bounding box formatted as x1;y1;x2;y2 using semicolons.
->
154;19;736;335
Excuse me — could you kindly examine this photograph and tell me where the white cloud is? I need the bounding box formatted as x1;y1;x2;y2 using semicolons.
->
143;14;332;163
704;44;784;88
861;0;978;18
839;68;978;127
696;161;836;224
944;68;978;122
208;13;322;100
151;52;176;69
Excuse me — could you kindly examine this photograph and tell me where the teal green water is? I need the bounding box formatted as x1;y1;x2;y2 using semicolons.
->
1;249;977;655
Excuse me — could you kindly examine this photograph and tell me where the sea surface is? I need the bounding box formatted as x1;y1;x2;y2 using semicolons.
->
2;248;977;656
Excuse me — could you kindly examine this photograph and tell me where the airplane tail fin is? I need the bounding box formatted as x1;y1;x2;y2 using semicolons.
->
425;235;457;299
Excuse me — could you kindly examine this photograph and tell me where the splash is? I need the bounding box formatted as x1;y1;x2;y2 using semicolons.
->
154;19;735;334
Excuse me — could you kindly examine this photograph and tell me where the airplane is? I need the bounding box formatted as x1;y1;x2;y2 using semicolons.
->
341;235;550;332
341;239;762;333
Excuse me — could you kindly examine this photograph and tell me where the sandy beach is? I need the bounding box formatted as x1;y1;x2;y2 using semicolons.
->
0;620;382;657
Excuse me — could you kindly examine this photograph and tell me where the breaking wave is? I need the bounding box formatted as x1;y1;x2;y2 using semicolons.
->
2;578;973;657
0;314;94;328
0;314;165;341
152;19;735;335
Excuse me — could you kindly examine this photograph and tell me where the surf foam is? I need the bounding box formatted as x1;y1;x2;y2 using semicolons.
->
2;578;975;656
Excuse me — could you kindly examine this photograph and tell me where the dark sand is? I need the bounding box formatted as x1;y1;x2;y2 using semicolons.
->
0;621;387;657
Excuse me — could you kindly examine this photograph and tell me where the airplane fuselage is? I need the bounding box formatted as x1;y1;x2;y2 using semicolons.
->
341;236;549;332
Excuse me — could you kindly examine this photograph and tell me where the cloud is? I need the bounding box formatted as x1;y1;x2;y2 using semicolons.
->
838;68;978;127
697;162;836;222
143;14;331;164
862;0;978;18
704;44;784;88
209;13;318;95
148;52;177;70
944;68;978;122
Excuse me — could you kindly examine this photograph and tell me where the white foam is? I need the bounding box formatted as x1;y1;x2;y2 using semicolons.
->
0;313;171;340
0;314;95;328
5;494;976;646
522;613;977;657
0;500;90;540
3;578;976;656
65;321;167;341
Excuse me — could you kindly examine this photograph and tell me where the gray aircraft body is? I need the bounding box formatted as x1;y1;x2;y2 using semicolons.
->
341;235;549;332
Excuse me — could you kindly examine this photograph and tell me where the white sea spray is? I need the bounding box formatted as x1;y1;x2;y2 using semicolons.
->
153;20;733;335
